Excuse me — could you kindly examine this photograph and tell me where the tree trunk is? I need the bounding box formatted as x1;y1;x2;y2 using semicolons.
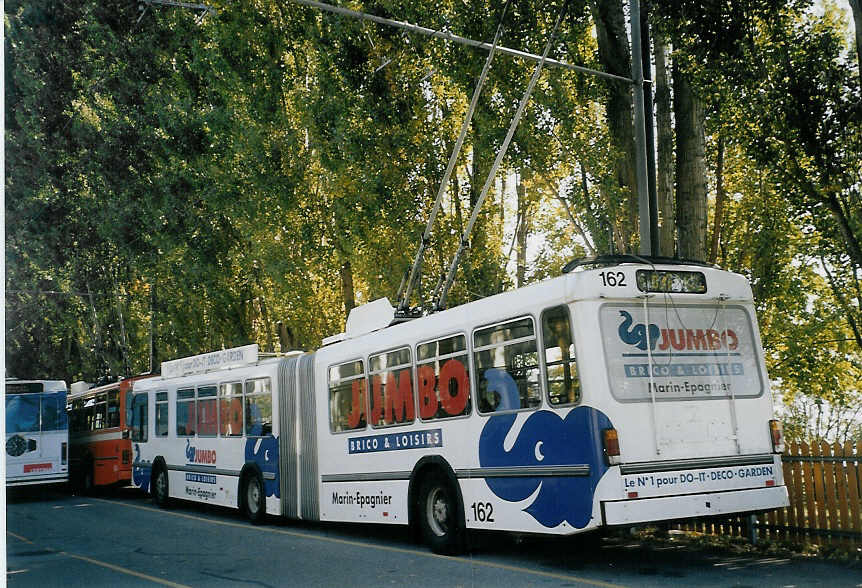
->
340;260;355;320
149;281;158;374
257;296;275;353
591;0;637;251
673;66;708;261
654;31;675;257
709;137;726;264
850;0;862;84
516;177;528;287
277;321;295;352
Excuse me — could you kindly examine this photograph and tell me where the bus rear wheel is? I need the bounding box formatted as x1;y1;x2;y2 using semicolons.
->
242;472;266;524
418;473;465;555
152;465;170;508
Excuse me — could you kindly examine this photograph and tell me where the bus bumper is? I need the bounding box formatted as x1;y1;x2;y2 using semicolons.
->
602;485;789;526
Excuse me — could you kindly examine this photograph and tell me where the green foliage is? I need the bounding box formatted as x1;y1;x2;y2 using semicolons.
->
5;0;860;445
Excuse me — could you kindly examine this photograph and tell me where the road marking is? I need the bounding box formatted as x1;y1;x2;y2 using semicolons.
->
6;530;191;588
97;498;625;588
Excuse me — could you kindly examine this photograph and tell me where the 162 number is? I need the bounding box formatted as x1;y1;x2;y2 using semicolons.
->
599;271;627;287
471;501;495;523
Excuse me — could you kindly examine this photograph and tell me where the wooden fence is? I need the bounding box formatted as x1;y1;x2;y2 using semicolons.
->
676;441;861;548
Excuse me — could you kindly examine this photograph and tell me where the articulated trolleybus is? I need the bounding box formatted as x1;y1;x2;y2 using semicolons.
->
131;258;788;553
5;380;69;486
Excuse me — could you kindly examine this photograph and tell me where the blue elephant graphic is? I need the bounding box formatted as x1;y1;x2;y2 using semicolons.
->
478;407;612;528
618;310;660;351
132;443;151;491
245;436;280;498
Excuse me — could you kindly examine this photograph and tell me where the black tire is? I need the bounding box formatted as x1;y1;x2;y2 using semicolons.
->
242;472;266;524
152;465;170;508
418;472;465;555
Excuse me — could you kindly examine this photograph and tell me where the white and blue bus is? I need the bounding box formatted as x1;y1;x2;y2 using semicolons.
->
131;258;789;553
5;379;69;486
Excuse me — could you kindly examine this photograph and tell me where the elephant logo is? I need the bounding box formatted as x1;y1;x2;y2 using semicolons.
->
478;407;612;528
618;310;661;351
245;436;280;498
132;443;151;491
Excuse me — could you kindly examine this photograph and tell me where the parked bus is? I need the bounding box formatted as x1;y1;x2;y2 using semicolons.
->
5;379;69;486
67;375;150;490
131;257;789;553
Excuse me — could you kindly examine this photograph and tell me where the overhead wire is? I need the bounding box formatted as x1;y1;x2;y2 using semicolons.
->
434;0;572;311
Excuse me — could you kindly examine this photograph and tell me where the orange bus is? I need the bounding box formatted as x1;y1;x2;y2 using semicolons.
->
67;375;150;490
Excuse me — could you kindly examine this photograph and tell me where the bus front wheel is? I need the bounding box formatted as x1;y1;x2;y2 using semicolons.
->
242;472;266;524
152;465;170;508
418;473;465;555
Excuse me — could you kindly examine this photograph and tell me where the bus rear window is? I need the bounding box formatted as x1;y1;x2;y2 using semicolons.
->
600;303;764;402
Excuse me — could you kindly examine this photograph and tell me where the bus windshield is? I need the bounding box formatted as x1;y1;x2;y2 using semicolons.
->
6;394;41;433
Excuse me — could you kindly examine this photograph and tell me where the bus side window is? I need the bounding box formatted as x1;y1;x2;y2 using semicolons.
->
244;378;272;437
368;348;414;428
416;334;471;420
219;382;243;437
473;317;541;413
176;388;196;436
131;393;148;442
155;391;169;437
94;393;107;430
328;360;366;433
197;385;218;437
542;305;581;406
107;390;120;428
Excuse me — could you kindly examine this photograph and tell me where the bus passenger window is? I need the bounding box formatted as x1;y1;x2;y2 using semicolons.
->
542;305;580;405
130;393;148;442
369;348;414;428
107;390;120;428
176;388;196;436
155;391;169;437
244;378;272;437
473;317;541;413
328;360;366;432
94;393;107;430
197;385;218;437
416;334;471;420
219;382;243;437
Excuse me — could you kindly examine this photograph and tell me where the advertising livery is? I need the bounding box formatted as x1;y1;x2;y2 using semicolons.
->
129;259;789;554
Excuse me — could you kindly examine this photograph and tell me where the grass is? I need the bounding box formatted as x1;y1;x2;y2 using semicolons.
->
627;525;862;564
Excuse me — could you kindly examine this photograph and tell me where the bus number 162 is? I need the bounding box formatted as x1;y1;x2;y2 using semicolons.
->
599;271;627;287
471;502;495;523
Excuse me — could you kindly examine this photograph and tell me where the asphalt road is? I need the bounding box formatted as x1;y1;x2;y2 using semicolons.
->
5;486;860;587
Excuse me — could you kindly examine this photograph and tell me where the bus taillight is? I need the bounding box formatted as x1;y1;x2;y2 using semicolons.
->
61;442;68;465
769;420;784;453
602;428;621;465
